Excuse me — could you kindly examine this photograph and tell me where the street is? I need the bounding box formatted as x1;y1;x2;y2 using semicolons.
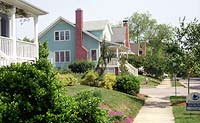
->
140;78;200;98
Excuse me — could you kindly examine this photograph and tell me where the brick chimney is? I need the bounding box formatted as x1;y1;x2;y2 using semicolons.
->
75;9;88;61
123;20;130;49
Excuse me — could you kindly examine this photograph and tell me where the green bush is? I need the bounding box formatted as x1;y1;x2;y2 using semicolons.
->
46;90;109;123
81;70;99;86
69;61;95;73
101;73;116;90
58;73;78;86
75;90;109;122
128;54;144;68
0;60;110;123
114;75;140;95
0;59;59;122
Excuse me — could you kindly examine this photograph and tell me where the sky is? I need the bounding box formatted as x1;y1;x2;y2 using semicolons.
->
16;0;200;39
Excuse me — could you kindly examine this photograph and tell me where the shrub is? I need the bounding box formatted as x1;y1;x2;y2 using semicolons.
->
74;90;109;122
128;54;144;68
114;75;140;95
0;59;59;122
58;74;78;86
81;70;99;86
101;73;116;89
69;61;95;73
0;60;110;123
46;90;109;123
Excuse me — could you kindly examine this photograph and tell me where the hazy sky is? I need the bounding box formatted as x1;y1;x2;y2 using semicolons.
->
16;0;200;39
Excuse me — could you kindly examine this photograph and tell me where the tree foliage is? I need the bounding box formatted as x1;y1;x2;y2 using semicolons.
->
95;39;113;77
129;12;174;78
175;18;200;77
129;12;157;42
39;41;49;60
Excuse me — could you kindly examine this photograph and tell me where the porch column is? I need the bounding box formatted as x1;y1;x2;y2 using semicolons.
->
116;48;119;58
10;7;16;59
33;16;39;59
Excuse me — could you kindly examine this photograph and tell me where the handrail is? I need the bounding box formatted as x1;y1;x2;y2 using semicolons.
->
17;40;36;45
0;36;12;40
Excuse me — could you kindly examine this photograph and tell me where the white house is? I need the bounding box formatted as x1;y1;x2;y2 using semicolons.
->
0;0;48;66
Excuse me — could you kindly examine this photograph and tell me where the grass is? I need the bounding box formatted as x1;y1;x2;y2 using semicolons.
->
170;96;186;105
170;96;200;123
66;85;144;117
137;75;161;88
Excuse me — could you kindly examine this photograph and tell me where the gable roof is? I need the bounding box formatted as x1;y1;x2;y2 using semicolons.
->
83;20;109;31
39;17;101;42
111;27;126;44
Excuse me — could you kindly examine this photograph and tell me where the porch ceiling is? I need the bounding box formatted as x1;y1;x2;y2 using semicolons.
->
1;0;48;17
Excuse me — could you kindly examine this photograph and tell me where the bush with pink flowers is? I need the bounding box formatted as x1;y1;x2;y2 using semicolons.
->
108;110;134;123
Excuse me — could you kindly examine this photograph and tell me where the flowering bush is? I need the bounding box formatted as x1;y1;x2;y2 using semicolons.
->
58;73;78;86
108;110;134;123
81;70;99;86
101;73;116;90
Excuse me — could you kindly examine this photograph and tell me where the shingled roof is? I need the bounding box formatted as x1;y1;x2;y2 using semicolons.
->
111;27;126;44
83;20;109;31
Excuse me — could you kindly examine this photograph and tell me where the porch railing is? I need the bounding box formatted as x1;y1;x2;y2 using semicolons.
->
16;40;36;60
107;58;119;67
0;36;37;61
0;36;13;56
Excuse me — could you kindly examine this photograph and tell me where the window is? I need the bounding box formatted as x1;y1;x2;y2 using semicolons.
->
65;31;70;40
55;50;71;63
55;32;59;40
60;51;65;62
54;30;70;41
60;31;65;40
65;51;70;62
55;51;59;62
139;51;143;55
90;49;97;61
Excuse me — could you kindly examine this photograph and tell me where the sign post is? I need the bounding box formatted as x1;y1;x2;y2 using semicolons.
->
186;92;200;111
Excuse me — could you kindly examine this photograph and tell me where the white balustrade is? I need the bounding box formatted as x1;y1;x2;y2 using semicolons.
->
0;36;37;67
16;40;36;60
0;36;13;56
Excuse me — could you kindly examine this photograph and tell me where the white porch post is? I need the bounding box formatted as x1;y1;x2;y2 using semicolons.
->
10;7;16;59
116;48;119;58
34;16;39;59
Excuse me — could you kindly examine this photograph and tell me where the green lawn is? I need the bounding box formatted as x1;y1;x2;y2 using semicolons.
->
170;96;200;123
137;75;161;88
66;85;144;117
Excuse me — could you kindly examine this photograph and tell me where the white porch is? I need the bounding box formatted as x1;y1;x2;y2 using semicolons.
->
0;0;47;66
105;43;138;76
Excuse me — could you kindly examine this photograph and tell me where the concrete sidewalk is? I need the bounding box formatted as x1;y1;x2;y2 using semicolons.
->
134;79;174;123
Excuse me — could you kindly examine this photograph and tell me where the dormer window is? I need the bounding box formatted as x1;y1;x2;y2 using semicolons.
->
54;30;70;41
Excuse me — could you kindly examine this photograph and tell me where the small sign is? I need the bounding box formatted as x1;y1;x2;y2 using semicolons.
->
186;92;200;111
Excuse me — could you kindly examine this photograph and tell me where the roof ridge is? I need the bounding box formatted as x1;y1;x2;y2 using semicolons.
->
39;16;101;42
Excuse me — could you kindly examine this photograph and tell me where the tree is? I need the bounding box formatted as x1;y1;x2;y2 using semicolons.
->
95;39;113;77
175;19;200;93
39;41;49;60
143;24;174;78
22;37;33;42
129;12;174;78
129;12;157;42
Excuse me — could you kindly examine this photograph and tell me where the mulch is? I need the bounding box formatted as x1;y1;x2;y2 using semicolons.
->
172;102;186;106
136;93;148;100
